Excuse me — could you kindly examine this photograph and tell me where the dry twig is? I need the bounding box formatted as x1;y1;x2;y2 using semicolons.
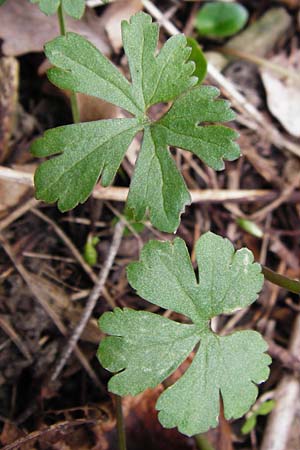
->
1;165;300;205
261;314;300;450
50;219;125;382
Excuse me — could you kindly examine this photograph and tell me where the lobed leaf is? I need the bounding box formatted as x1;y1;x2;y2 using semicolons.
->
45;32;143;117
98;308;198;396
157;331;270;436
32;12;239;232
30;0;59;15
62;0;85;19
126;126;191;232
122;13;197;110
31;119;141;211
30;0;85;18
98;232;271;435
158;86;240;170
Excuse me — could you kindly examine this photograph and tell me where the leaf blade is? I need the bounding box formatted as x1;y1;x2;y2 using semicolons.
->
98;308;199;396
121;12;197;109
62;0;85;19
99;232;270;436
159;86;240;170
31;118;140;211
127;238;202;323
195;232;264;318
45;32;143;116
195;2;248;38
157;331;270;436
126;126;191;233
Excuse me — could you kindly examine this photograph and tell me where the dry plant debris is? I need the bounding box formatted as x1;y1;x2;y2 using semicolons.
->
0;1;300;449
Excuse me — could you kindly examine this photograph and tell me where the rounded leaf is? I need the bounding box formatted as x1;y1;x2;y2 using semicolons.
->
195;2;248;38
186;37;207;84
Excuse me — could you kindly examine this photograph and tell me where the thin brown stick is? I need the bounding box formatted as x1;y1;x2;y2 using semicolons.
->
248;173;300;221
1;419;97;450
0;316;32;361
0;197;39;232
261;314;300;450
31;208;98;284
1;165;300;204
31;208;116;308
0;234;101;387
50;220;125;382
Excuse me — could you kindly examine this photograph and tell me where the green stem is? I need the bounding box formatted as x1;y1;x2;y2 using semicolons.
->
70;92;80;123
57;4;80;123
57;4;66;36
115;395;127;450
262;266;300;294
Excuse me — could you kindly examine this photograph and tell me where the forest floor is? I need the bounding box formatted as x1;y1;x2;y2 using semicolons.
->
0;0;300;449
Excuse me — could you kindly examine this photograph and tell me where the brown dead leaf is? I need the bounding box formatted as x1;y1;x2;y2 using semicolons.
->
0;57;19;163
100;0;142;52
91;387;197;450
0;0;110;56
77;94;119;122
261;52;300;138
123;388;197;450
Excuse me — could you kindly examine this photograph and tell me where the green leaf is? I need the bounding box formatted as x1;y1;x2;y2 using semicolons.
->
157;331;269;435
241;414;257;435
30;0;60;15
30;0;85;18
158;86;240;170
126;126;191;232
0;0;7;5
31;12;239;232
98;308;199;395
45;33;142;117
122;13;197;110
195;2;248;38
186;37;207;85
83;235;99;266
62;0;85;19
256;399;276;416
31;119;141;211
236;217;263;238
241;399;275;435
98;232;271;436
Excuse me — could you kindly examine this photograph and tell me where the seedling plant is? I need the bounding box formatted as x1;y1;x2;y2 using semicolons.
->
25;0;274;446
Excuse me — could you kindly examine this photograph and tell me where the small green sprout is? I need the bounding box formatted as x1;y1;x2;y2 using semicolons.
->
242;399;275;434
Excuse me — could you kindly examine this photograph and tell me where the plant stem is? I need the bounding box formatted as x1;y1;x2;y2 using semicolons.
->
262;266;300;294
57;5;80;123
57;4;66;36
115;395;127;450
70;91;80;123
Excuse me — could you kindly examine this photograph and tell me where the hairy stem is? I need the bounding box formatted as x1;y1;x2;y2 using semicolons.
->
115;395;127;450
57;5;80;123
